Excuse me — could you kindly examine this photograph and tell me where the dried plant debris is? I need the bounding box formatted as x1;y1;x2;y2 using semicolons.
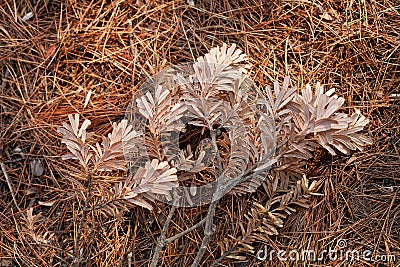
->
30;159;44;177
58;114;178;210
58;43;370;266
1;1;398;266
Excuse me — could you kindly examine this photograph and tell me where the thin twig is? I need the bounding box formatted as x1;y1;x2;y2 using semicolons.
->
128;252;132;267
73;172;92;267
0;72;19;211
191;129;222;267
149;205;207;266
191;200;218;267
209;129;223;172
150;199;178;267
190;126;281;266
0;161;21;212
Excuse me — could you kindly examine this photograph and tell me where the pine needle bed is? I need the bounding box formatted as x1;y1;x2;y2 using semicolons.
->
0;1;399;266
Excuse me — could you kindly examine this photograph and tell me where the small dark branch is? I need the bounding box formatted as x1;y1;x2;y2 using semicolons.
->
0;161;21;212
191;200;218;267
209;129;223;173
190;128;223;267
150;198;178;267
150;202;207;266
73;172;92;267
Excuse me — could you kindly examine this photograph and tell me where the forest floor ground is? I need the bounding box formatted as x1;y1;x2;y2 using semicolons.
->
0;1;399;266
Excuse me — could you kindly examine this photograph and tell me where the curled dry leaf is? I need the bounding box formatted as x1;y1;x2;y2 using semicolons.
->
30;159;44;176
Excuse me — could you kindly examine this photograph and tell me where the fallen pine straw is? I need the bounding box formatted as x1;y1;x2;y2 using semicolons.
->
0;0;399;266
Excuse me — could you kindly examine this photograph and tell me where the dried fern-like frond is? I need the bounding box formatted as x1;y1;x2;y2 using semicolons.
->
134;84;188;164
59;115;141;172
260;76;297;118
226;176;319;259
247;77;371;198
259;78;372;158
291;82;372;155
329;110;372;154
186;43;251;98
122;159;178;210
22;208;54;245
90;159;179;212
93;119;141;171
57;114;92;171
136;85;187;135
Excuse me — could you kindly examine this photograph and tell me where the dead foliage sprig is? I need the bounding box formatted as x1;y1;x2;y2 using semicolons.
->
144;44;370;265
57;114;179;264
58;43;371;266
214;176;322;263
